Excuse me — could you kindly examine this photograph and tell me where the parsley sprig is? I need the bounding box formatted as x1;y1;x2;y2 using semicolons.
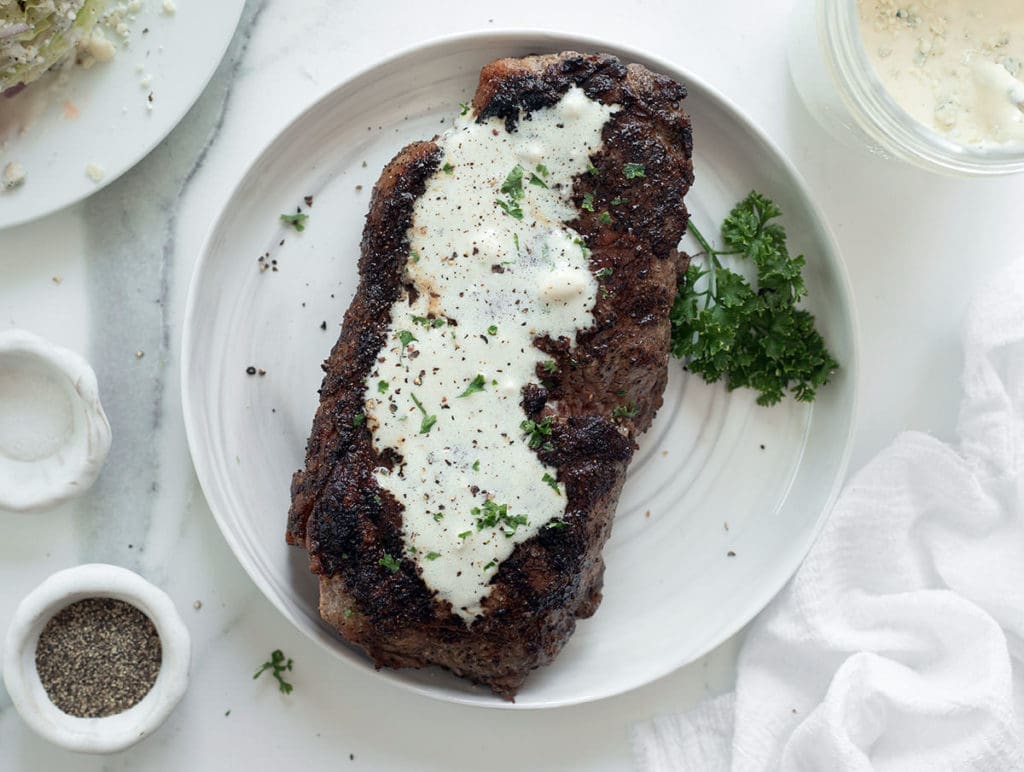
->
671;192;838;406
254;650;294;694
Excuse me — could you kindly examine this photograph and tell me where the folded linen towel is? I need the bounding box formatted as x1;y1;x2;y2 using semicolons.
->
633;258;1024;771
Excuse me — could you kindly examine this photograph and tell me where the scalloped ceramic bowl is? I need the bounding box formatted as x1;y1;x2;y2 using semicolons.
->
0;329;111;512
2;564;191;754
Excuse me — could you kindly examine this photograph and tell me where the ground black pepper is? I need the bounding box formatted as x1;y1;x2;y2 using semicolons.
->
35;598;162;718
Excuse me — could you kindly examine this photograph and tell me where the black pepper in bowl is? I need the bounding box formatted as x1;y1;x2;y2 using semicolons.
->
34;598;162;718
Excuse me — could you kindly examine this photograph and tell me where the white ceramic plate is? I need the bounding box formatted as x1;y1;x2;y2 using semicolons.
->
182;31;859;709
0;0;245;229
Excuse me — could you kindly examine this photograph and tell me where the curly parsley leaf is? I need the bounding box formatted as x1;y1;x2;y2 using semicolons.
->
397;330;417;351
520;417;554;451
410;392;437;434
623;163;646;179
496;165;525;220
280;212;309;232
254;649;294;694
670;191;838;406
472;499;529;537
457;373;487;398
612;402;639;421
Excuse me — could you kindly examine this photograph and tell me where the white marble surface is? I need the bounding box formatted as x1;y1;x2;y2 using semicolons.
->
1;0;1023;769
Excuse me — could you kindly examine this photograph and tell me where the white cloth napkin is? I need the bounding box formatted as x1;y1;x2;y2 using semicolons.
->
633;258;1024;771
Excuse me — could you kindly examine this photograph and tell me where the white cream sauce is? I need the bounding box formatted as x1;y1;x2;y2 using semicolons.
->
858;0;1024;147
363;86;617;621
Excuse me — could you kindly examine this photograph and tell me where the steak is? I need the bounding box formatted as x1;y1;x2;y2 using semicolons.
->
287;51;694;699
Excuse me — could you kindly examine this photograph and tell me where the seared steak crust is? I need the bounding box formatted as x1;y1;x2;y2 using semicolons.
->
287;52;694;699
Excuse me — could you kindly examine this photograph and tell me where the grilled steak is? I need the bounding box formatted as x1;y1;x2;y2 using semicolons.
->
287;51;694;699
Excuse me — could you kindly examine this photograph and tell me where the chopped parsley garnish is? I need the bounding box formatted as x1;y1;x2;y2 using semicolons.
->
542;472;561;495
496;164;525;220
425;551;441;560
595;267;613;280
487;324;498;336
545;520;568;530
410;392;437;434
442;162;454;174
377;380;389;394
528;172;548;188
671;191;838;406
610;197;628;206
598;211;613;226
343;609;354;618
459;101;471;116
623;163;646;179
397;330;417;351
612;402;639;420
472;459;481;471
411;315;446;328
352;413;365;427
542;359;558;374
410;250;421;263
573;237;590;258
432;511;444;522
254;649;294;694
483;560;497;571
501;164;525;194
581;192;595;212
458;373;487;398
379;553;401;573
472;499;529;537
535;163;549;177
520;417;554;451
280;212;309;231
587;162;599;175
458;530;472;540
495;198;522;219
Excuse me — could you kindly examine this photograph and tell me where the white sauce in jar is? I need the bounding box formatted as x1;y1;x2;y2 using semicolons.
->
363;87;618;621
858;0;1024;147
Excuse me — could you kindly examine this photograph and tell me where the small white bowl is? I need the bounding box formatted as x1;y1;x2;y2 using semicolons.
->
2;564;191;754
0;329;112;512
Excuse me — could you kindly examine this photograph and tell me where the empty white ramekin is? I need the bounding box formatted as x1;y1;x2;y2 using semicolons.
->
0;330;112;512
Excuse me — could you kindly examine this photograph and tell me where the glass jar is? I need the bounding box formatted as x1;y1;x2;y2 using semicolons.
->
789;0;1024;176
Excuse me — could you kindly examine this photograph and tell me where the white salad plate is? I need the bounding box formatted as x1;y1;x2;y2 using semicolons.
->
0;0;245;229
182;31;859;709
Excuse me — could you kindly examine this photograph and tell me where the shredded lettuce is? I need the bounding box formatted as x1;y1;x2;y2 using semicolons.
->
1;0;107;92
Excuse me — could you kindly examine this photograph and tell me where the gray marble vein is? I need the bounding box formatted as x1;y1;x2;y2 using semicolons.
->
76;0;267;567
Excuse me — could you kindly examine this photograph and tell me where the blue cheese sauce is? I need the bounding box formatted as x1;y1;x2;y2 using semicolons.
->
364;86;618;620
858;1;1024;147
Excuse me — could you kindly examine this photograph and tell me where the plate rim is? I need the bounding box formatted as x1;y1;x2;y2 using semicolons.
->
0;0;247;230
180;27;862;710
